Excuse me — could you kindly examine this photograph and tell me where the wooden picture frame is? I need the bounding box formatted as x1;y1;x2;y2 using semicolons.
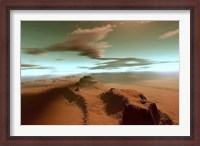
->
0;0;199;145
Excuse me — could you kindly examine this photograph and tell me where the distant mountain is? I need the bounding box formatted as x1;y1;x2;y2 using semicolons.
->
90;71;179;83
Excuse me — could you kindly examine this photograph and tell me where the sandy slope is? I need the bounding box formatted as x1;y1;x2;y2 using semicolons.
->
70;84;119;125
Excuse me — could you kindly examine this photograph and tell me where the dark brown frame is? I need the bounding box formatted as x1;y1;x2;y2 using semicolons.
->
0;0;199;145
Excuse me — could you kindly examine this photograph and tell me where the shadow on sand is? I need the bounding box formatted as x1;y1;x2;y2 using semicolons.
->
21;87;88;125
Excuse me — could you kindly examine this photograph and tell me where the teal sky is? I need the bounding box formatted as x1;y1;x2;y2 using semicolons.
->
21;21;179;77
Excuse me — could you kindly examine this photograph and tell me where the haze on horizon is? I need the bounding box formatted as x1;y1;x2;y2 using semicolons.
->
21;21;179;77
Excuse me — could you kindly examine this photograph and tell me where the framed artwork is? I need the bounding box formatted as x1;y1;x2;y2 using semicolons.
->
0;0;199;145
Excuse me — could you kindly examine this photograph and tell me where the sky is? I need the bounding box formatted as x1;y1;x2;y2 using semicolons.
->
21;21;179;77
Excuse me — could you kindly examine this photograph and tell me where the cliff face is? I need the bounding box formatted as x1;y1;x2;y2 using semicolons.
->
101;88;173;125
121;103;160;125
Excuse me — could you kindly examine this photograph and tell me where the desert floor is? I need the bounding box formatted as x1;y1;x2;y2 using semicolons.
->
21;72;179;125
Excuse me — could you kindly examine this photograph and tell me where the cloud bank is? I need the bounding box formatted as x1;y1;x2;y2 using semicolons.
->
24;24;114;59
80;57;178;70
21;64;55;70
21;64;39;67
47;24;114;59
23;49;47;56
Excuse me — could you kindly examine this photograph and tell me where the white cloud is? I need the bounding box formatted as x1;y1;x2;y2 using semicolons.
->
159;29;179;40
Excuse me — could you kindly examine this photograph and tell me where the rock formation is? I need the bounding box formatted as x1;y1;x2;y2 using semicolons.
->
101;88;173;125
